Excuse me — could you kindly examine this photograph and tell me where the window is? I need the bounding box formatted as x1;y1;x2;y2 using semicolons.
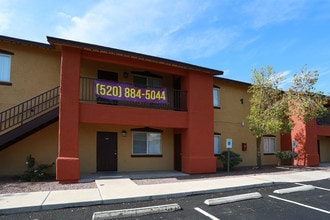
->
133;75;161;88
213;87;220;108
263;136;276;154
132;132;162;155
214;134;221;155
0;53;12;83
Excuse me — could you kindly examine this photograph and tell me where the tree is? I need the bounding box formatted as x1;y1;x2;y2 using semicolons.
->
247;65;327;168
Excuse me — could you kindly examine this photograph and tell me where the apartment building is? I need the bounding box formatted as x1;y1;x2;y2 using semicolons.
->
1;35;329;183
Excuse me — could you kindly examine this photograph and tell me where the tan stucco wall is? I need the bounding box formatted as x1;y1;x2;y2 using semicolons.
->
79;124;174;173
319;136;330;162
214;78;279;168
0;42;60;111
0;122;58;176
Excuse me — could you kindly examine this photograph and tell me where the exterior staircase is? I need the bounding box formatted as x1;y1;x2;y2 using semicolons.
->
0;86;60;150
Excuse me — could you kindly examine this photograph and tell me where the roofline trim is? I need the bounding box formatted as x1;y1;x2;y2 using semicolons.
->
214;76;251;86
47;36;224;75
0;35;53;49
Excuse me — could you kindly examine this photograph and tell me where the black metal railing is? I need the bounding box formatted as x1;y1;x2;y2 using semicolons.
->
317;113;330;126
80;77;187;111
0;86;60;132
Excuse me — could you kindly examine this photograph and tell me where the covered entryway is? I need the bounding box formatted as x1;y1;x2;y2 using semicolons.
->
97;132;118;171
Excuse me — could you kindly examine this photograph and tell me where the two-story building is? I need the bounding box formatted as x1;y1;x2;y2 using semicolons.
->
1;35;329;183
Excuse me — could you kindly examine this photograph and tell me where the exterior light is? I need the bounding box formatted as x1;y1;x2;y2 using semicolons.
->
122;130;127;137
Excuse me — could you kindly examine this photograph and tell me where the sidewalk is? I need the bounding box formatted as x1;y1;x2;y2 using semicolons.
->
1;166;329;215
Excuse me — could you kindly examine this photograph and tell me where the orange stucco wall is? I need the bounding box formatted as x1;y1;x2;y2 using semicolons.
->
0;41;60;111
213;78;280;168
79;124;174;172
0;122;58;176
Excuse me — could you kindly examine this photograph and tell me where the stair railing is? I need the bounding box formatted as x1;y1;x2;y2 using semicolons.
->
0;86;60;133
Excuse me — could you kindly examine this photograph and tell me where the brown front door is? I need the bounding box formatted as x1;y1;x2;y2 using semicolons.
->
174;134;182;171
97;132;117;171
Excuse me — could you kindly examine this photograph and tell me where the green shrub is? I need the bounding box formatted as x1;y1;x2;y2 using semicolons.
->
275;151;297;163
16;154;54;182
218;151;243;171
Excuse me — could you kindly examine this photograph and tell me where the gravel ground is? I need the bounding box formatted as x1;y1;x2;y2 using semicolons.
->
0;165;327;194
0;178;96;194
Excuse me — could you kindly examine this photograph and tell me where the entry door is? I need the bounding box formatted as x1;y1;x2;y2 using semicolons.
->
174;134;182;171
97;132;118;171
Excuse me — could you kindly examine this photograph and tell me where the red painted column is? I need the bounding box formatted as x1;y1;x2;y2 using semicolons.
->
56;46;81;183
180;71;216;174
291;116;319;166
304;120;319;166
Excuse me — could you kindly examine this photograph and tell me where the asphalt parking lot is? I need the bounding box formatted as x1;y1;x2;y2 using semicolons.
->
1;179;329;220
99;179;330;220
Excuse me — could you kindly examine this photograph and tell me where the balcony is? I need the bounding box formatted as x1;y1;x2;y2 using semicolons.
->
80;77;187;111
316;113;330;126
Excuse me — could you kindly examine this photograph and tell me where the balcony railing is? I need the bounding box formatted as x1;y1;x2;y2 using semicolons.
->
80;77;187;111
317;113;330;126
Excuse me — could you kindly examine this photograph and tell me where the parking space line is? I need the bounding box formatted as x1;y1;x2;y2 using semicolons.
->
194;207;220;220
295;183;330;192
268;195;330;215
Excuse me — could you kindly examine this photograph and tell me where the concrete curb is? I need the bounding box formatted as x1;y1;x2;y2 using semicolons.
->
0;200;104;215
273;185;315;194
0;182;276;215
92;203;181;220
204;192;262;206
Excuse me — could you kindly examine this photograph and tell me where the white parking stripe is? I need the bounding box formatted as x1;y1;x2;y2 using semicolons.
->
194;207;220;220
269;195;330;214
295;183;330;192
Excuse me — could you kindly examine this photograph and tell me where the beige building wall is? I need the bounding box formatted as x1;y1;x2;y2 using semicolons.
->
0;122;58;176
0;42;60;111
79;124;174;173
319;136;330;162
214;78;279;169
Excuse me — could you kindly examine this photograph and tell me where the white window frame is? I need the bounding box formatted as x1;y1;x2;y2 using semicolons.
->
263;136;276;154
132;132;162;155
214;134;221;155
213;87;220;108
0;53;12;83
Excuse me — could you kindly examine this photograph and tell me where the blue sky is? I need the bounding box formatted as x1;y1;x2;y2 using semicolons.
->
1;0;330;94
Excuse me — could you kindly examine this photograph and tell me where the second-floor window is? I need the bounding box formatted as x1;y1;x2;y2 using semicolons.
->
133;75;161;88
0;53;12;84
213;87;220;108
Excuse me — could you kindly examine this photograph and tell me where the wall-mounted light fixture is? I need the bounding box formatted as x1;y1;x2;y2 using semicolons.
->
122;130;127;137
240;98;244;104
123;72;129;78
241;120;245;127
